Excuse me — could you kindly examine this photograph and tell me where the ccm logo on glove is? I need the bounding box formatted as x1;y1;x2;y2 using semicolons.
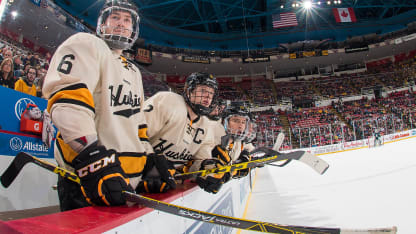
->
77;154;116;177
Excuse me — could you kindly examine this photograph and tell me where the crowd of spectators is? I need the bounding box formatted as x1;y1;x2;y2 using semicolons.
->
0;37;49;98
248;56;416;149
240;78;276;106
218;81;245;101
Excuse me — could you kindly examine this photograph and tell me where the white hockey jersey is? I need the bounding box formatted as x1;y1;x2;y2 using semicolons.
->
211;119;255;161
43;33;150;187
143;91;216;171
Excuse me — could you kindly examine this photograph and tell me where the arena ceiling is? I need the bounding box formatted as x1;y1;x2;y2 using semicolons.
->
1;0;415;75
53;0;416;51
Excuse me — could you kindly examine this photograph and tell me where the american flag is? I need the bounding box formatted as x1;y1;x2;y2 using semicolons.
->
272;12;298;29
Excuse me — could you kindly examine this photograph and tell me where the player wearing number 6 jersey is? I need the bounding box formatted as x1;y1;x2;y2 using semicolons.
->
42;0;175;211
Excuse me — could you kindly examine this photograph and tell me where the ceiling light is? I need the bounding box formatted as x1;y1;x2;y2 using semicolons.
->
303;1;313;9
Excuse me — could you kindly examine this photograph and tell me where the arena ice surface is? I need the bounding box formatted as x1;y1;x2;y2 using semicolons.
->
242;137;416;234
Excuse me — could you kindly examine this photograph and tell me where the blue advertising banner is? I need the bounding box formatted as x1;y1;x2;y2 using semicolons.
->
0;132;52;158
0;86;54;158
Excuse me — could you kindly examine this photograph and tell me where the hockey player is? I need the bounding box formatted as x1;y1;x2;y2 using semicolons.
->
140;72;232;194
219;103;255;178
42;0;175;211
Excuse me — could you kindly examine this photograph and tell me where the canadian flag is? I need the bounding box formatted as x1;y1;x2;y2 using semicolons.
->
333;8;356;23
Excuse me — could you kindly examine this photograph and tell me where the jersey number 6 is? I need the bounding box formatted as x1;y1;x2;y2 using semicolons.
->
57;54;75;75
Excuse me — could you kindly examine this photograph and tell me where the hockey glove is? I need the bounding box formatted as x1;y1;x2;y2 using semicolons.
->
196;159;231;194
72;143;134;206
211;145;231;165
232;150;251;179
136;154;176;193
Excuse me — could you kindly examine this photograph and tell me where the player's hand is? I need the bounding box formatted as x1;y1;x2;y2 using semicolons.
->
72;143;134;206
233;150;251;179
196;158;231;194
211;145;231;165
136;154;176;193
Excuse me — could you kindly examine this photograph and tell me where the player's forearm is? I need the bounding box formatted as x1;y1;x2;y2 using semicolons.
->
50;104;97;148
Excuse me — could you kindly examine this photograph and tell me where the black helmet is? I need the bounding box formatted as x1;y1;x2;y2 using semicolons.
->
183;72;218;116
96;0;140;50
222;103;250;141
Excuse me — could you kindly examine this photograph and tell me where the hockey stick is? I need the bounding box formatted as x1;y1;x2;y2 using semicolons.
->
0;153;397;233
174;150;329;180
272;132;285;152
1;152;79;188
175;154;280;180
123;191;397;234
267;132;292;167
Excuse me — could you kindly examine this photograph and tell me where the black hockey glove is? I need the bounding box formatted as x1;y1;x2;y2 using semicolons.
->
136;154;176;193
232;150;251;179
211;145;231;165
72;143;134;206
196;158;231;194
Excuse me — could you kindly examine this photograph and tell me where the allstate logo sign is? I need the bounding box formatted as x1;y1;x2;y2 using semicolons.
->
15;98;36;120
10;137;23;151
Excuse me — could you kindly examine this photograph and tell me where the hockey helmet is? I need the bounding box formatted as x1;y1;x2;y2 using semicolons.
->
96;0;140;50
222;103;250;141
184;72;218;116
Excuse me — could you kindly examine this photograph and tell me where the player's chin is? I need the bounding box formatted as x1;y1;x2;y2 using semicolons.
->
112;31;131;38
201;101;211;107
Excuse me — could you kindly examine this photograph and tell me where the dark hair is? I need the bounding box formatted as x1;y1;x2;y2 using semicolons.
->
26;66;36;75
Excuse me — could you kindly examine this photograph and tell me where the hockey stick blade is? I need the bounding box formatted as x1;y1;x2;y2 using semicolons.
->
2;153;396;234
1;152;79;188
123;191;397;234
1;152;35;188
252;147;329;175
272;132;285;152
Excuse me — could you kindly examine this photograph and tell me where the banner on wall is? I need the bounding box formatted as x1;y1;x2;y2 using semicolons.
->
242;56;270;63
182;55;210;64
135;48;152;65
0;132;51;158
0;86;54;158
